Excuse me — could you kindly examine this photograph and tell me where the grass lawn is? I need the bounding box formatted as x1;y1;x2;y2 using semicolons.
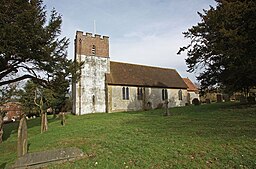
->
0;102;255;168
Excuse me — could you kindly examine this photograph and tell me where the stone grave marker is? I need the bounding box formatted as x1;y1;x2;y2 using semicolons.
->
17;116;28;157
12;147;84;169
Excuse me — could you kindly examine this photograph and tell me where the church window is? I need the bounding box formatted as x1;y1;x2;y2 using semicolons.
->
126;87;129;100
178;89;182;100
122;87;129;100
122;87;126;100
92;45;96;55
92;95;95;105
162;89;168;100
137;87;143;100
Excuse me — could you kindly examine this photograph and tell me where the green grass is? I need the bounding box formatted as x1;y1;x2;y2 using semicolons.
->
0;102;256;168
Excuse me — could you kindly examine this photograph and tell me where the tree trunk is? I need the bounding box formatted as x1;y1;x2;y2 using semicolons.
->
41;112;48;133
0;114;3;143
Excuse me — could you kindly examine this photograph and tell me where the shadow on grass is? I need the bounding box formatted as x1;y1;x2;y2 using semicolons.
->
0;162;7;169
2;116;59;142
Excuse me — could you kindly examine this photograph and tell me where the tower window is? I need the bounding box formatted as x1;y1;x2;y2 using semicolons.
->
162;89;168;100
92;95;95;105
92;45;96;55
122;87;129;100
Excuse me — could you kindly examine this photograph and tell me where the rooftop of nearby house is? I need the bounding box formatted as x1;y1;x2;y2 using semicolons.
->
182;78;198;92
106;61;188;89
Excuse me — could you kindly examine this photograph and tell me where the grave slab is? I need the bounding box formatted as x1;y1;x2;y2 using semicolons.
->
12;147;84;169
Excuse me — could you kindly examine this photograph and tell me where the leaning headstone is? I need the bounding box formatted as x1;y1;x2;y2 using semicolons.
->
60;112;66;126
206;99;211;104
17;116;28;157
216;94;222;103
164;100;170;116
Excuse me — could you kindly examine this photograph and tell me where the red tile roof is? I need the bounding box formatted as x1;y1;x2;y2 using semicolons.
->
182;78;198;92
106;61;188;89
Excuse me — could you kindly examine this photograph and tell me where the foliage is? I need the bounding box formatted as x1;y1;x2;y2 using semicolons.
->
19;81;40;116
0;103;255;168
0;83;21;104
0;0;82;87
178;0;256;94
19;79;71;116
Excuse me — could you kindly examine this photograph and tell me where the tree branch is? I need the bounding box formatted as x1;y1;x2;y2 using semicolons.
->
0;75;47;86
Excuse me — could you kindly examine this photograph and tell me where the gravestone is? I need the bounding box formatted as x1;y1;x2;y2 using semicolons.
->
164;100;170;116
17;116;28;157
60;112;66;126
216;94;222;103
12;147;84;169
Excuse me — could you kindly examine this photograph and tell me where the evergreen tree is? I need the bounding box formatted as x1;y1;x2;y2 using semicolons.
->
0;0;80;87
178;0;256;95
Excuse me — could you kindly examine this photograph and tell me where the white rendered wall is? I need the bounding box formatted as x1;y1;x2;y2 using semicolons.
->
75;54;109;115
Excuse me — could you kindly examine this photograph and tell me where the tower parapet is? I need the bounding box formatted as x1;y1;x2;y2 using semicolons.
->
75;31;109;57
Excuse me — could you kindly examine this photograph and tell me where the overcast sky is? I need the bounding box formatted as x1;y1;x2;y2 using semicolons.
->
44;0;216;82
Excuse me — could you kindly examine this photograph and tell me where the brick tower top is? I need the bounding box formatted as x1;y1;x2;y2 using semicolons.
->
75;31;109;58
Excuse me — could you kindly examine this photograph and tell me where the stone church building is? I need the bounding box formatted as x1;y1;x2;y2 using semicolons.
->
72;31;189;115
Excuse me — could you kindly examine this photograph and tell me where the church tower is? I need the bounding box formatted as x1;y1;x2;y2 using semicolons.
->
73;31;110;115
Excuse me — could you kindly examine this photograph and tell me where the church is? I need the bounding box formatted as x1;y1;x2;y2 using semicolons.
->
72;31;193;115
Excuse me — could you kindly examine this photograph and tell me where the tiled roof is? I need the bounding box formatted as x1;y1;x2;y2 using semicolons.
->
106;61;188;89
182;78;198;92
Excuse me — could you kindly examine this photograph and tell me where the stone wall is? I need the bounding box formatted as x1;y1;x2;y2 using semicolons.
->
108;85;188;112
188;92;200;104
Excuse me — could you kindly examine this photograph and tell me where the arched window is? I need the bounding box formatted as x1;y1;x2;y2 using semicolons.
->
122;87;126;100
122;87;129;100
137;87;143;100
126;87;129;100
162;89;168;100
178;89;182;100
92;45;96;55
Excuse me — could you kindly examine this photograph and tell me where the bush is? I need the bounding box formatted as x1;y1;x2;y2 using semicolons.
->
192;98;200;106
247;96;256;103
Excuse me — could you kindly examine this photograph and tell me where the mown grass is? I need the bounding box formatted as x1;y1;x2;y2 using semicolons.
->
0;102;255;168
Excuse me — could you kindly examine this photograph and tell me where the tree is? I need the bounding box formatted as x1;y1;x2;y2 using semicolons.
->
0;0;80;87
19;80;40;116
0;0;82;138
178;0;256;96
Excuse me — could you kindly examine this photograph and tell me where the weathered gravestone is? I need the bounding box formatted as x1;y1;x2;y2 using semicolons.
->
216;94;222;103
17;116;28;157
12;147;84;169
60;112;66;126
164;100;171;116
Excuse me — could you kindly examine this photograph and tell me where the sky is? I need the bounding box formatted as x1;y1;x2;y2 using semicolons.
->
44;0;217;83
